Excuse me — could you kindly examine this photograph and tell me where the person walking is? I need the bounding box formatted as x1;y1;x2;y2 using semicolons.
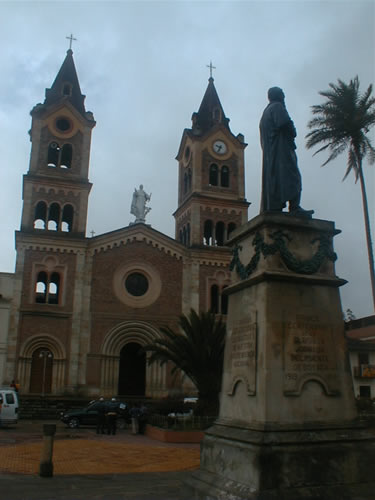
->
138;405;148;435
105;398;118;435
130;404;141;435
96;397;107;435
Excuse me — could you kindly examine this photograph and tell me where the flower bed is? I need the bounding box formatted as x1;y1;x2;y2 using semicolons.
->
145;424;204;443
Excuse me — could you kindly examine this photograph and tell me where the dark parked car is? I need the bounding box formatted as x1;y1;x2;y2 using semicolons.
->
60;400;130;429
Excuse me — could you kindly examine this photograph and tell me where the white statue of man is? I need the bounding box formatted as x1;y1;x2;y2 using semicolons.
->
130;184;151;223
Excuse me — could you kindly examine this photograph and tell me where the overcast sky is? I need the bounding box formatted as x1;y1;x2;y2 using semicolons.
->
0;0;374;319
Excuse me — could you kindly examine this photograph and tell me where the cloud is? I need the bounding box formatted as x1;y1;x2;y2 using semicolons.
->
0;0;373;318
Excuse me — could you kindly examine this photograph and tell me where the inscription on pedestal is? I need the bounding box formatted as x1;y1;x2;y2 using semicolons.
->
284;314;339;395
227;320;257;396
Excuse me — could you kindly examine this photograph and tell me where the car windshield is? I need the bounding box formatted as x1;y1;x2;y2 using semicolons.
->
87;402;101;410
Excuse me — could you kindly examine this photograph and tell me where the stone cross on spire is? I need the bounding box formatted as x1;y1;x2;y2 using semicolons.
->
66;34;77;50
206;61;216;79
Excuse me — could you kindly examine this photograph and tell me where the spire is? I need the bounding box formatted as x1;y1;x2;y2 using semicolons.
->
191;77;230;135
43;49;86;116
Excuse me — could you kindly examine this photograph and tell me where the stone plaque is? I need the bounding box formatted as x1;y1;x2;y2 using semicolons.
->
227;320;257;396
283;314;339;395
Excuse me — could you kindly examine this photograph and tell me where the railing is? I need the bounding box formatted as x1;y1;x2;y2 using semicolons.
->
353;365;375;378
148;413;216;431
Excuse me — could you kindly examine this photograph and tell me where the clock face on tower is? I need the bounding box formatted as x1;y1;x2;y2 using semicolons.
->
212;140;227;155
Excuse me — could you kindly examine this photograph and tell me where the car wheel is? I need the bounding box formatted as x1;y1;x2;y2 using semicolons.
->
117;417;126;430
68;417;80;429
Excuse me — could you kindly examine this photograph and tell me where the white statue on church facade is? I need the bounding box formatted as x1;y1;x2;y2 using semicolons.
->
130;184;151;223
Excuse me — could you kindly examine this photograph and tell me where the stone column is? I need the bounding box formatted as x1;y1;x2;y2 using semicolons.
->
67;251;87;393
39;424;56;477
190;213;375;499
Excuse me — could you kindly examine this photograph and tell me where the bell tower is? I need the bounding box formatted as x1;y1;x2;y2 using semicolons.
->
174;75;249;248
21;48;95;236
5;49;96;394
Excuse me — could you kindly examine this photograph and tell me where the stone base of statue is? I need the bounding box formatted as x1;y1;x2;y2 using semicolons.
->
189;213;375;500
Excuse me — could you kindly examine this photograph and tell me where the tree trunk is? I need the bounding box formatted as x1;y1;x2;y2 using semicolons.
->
357;157;375;312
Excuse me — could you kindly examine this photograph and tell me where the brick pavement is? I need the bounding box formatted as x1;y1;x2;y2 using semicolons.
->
0;420;199;499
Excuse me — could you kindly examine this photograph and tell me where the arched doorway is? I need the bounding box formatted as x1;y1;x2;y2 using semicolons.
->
118;342;146;396
29;347;53;394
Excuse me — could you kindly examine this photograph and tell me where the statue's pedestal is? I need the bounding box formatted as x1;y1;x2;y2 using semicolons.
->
190;213;375;499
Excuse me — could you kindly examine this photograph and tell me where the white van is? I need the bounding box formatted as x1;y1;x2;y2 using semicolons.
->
0;389;19;426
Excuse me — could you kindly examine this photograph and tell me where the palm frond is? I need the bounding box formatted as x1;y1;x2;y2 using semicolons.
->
306;76;375;173
143;309;226;405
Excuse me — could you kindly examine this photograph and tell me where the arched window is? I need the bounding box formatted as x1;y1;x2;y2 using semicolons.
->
221;286;228;315
35;271;61;305
60;144;72;168
209;164;218;186
184;172;188;194
204;220;213;245
187;169;192;191
179;230;183;243
183;226;187;246
210;285;219;314
34;201;47;229
35;271;48;303
47;141;72;168
48;273;60;304
215;221;225;246
221;166;229;187
47;142;60;167
61;204;74;232
186;223;191;247
227;222;236;240
47;203;60;231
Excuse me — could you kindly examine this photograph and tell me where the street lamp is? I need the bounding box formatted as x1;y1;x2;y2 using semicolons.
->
39;350;53;397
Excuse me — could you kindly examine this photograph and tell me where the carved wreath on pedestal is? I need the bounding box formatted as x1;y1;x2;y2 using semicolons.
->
230;230;337;279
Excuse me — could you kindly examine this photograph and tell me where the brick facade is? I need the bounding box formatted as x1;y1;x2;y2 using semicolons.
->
2;51;250;399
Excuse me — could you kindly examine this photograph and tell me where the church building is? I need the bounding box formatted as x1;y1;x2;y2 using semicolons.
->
2;49;249;398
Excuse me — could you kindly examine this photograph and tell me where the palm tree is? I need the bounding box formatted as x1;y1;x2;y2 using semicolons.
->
306;76;375;311
144;309;226;416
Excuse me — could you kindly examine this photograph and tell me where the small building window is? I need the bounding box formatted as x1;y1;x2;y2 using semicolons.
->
34;201;47;229
47;141;72;168
48;273;60;304
221;286;228;315
188;169;192;191
47;203;60;231
35;271;61;305
204;220;213;245
358;352;369;365
186;223;191;247
55;118;72;132
35;271;48;303
47;142;60;167
210;284;229;315
209;164;218;186
62;204;74;232
184;172;188;194
60;144;72;169
215;221;225;246
210;285;219;314
221;166;229;187
125;273;149;297
359;385;371;398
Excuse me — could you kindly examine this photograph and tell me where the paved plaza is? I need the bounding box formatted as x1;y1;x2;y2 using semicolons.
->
0;420;199;499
